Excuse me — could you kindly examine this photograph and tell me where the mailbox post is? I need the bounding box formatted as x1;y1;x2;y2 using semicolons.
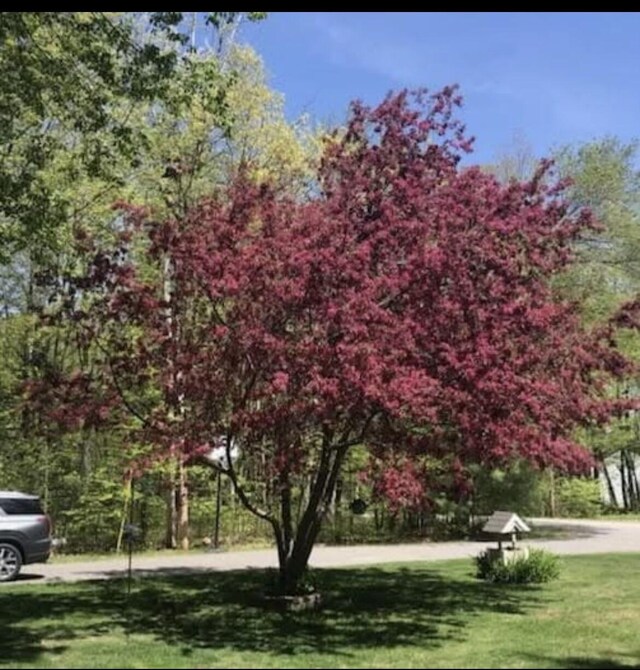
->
123;522;141;596
202;437;240;551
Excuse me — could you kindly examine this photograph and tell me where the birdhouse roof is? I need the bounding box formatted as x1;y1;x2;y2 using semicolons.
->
482;511;531;535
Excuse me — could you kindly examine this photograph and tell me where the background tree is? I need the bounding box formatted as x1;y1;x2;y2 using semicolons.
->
553;137;640;324
479;135;640;514
1;12;311;552
0;12;191;261
489;131;538;184
553;138;640;508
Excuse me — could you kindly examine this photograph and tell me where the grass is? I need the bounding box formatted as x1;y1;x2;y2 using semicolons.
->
49;548;194;564
2;554;640;668
50;540;273;564
595;513;640;522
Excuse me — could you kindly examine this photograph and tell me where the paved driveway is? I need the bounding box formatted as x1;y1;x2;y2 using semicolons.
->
9;517;640;585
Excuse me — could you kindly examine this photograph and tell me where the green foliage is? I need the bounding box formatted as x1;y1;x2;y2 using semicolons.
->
472;465;606;521
206;12;267;29
0;12;272;262
475;548;560;584
60;470;125;552
555;477;603;518
553;137;640;327
0;11;326;557
0;13;178;260
471;462;549;517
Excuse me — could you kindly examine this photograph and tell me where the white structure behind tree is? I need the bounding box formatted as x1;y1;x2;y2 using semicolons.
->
598;450;640;510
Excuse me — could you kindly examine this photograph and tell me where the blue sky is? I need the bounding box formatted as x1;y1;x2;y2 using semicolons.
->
240;12;640;165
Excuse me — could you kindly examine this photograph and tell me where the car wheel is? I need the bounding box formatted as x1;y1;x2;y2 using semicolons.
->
0;543;22;582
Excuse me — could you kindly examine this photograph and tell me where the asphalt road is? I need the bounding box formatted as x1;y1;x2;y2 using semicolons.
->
9;517;640;585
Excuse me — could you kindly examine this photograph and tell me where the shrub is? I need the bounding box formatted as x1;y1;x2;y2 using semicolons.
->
475;548;560;584
471;461;549;517
60;471;123;553
555;477;602;518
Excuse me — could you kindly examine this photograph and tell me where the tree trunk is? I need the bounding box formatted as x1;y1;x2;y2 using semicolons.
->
548;468;556;517
81;440;91;481
278;548;314;595
222;429;357;597
624;450;639;509
165;467;177;549
630;459;640;510
272;445;348;595
333;476;343;542
116;475;132;553
42;436;51;513
177;460;190;550
619;452;629;510
275;513;323;596
602;458;618;508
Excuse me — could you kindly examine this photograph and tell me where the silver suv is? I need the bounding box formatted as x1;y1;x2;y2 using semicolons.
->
0;491;52;582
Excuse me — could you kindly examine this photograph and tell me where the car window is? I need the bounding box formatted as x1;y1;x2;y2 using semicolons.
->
0;498;44;515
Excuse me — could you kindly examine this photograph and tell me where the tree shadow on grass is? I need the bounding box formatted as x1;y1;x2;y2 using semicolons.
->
525;653;640;669
0;564;543;664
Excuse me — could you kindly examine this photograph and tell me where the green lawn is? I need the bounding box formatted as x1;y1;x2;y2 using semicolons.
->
2;554;640;669
49;540;274;564
595;513;640;522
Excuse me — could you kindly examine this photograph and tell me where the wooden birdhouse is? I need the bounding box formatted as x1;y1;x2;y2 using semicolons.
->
482;511;531;563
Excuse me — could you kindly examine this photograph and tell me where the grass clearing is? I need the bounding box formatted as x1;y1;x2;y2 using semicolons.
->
2;554;640;668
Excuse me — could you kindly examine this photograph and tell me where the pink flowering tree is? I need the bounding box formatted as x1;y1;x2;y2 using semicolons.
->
42;88;634;594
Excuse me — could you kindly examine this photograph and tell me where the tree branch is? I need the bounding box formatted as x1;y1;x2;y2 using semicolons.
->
93;337;150;426
223;432;278;527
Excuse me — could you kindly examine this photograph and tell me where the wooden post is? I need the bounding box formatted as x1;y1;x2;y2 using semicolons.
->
177;460;189;551
213;469;222;549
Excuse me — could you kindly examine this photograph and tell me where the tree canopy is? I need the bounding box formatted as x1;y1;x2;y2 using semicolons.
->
37;87;637;592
